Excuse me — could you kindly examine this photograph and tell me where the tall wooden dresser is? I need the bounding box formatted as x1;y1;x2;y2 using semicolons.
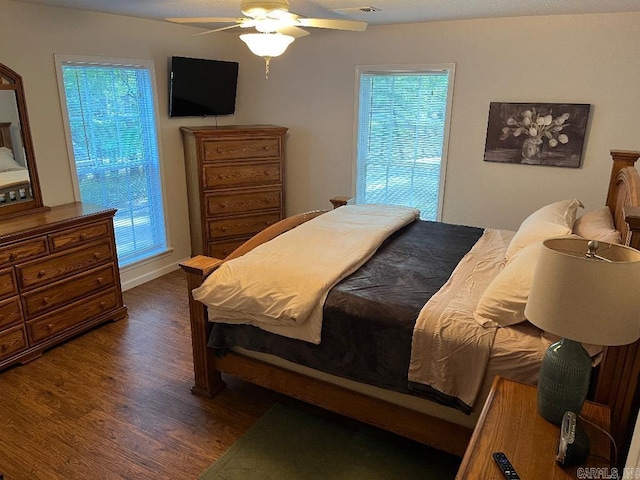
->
0;202;127;369
180;125;288;258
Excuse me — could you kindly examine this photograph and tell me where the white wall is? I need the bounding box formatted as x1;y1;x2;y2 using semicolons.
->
234;13;640;230
1;1;640;289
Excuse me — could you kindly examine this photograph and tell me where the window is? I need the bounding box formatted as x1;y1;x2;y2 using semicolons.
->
55;56;168;267
355;65;455;221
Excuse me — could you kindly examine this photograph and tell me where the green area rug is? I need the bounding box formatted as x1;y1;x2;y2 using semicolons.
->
200;403;460;480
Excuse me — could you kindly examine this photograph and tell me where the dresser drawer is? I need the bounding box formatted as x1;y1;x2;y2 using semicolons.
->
0;297;22;330
203;162;281;190
207;237;250;259
0;237;48;268
203;138;281;162
17;240;113;290
22;264;116;319
26;288;119;344
0;325;27;361
206;188;282;216
0;268;17;299
207;212;281;239
49;220;111;252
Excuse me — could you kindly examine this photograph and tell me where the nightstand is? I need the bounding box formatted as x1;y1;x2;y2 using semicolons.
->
456;376;611;479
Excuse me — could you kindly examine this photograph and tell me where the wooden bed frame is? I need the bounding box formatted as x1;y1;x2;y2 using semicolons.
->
180;150;640;459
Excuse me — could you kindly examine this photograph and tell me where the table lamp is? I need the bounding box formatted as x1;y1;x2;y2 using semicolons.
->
524;237;640;424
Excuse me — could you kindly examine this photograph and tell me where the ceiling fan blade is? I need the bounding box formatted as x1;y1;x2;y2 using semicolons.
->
275;25;310;38
193;24;243;36
297;18;367;32
165;17;243;24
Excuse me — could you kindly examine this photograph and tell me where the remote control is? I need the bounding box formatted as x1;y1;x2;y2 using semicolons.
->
492;452;521;480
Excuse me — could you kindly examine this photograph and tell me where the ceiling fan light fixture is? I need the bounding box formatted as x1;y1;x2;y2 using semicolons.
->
240;32;294;78
240;32;294;58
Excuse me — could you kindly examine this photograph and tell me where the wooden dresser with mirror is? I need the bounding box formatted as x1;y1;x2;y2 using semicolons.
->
0;63;127;369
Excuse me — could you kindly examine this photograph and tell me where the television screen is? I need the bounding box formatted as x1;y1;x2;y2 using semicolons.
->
169;56;239;117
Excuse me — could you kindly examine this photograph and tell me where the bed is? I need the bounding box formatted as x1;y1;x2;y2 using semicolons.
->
180;149;640;459
0;122;32;205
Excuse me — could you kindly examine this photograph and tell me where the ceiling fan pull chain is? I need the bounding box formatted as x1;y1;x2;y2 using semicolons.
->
264;56;271;79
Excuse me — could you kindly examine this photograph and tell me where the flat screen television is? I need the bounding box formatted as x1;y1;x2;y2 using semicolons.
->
169;56;239;117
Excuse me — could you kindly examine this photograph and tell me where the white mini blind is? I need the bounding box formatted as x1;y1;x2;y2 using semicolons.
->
60;61;167;266
356;70;451;221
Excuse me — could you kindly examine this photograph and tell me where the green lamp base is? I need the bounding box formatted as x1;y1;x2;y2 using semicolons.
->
537;338;592;424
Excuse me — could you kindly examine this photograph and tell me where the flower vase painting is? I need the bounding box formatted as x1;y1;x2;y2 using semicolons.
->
483;102;591;167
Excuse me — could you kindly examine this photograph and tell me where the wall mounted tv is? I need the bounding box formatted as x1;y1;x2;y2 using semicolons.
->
169;56;239;117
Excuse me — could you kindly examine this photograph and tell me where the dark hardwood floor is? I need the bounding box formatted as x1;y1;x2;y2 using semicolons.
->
0;270;281;480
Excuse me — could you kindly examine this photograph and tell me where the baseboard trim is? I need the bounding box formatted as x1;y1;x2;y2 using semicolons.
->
120;257;189;291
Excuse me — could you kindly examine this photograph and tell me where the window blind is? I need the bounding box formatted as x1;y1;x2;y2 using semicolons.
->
356;71;450;221
61;62;167;266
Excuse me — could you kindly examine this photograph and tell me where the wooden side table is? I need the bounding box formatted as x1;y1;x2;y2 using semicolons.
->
456;376;611;479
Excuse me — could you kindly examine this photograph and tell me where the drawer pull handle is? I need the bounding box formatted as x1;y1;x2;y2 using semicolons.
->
220;227;228;233
0;344;7;353
97;277;104;284
42;297;49;306
100;301;107;308
37;270;46;277
47;323;55;331
8;253;17;261
93;252;101;259
263;146;269;151
80;233;88;240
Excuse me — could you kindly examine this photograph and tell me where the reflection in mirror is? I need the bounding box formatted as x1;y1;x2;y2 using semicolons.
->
0;63;45;217
0;91;32;205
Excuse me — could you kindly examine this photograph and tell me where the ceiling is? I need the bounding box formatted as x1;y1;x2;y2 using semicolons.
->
10;0;640;27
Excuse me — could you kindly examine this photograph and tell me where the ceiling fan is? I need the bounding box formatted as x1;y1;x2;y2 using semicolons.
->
166;0;367;77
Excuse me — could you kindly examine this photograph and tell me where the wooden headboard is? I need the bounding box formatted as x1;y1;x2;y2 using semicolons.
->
0;122;13;152
597;149;640;464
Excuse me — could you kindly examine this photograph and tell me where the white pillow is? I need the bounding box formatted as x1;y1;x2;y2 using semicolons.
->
0;146;20;170
573;207;622;244
474;242;542;328
505;199;583;261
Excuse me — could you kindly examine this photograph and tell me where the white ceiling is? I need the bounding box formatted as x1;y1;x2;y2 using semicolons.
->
10;0;640;27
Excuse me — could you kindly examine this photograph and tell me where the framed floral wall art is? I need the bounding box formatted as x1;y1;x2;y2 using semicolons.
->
483;102;591;168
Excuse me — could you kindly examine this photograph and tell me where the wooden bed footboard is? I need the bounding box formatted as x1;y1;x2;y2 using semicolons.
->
180;255;225;397
180;152;640;460
179;209;328;398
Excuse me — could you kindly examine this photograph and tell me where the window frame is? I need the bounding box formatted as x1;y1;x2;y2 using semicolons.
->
353;63;456;221
53;54;171;269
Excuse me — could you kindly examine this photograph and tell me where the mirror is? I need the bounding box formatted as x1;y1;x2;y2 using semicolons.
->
0;63;45;217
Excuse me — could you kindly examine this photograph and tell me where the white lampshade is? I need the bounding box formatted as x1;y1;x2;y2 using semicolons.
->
239;33;294;58
525;237;640;346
